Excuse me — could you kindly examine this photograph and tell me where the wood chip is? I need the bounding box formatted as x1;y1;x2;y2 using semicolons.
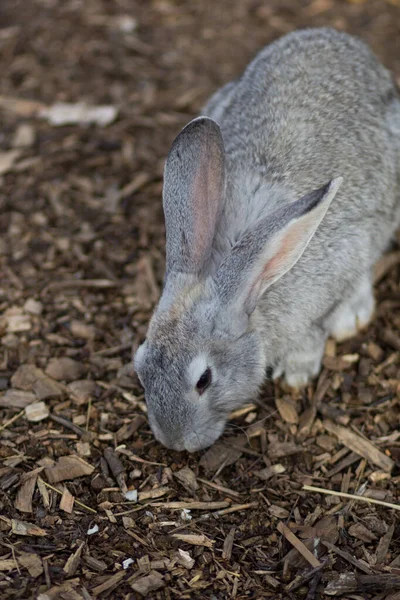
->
0;150;21;174
104;447;127;493
115;415;146;442
63;542;85;577
11;364;64;400
348;522;377;543
151;501;230;510
91;570;126;596
19;553;43;578
25;401;49;422
45;357;86;382
322;540;372;574
11;519;47;537
174;467;199;492
277;522;321;568
275;397;299;424
199;435;246;471
268;441;304;458
130;570;164;596
15;467;42;513
171;533;214;548
222;527;235;561
374;250;400;283
375;524;395;564
60;486;75;513
0;94;46;116
138;486;170;502
45;455;94;483
254;464;286;481
0;389;36;408
323;420;394;472
175;549;195;569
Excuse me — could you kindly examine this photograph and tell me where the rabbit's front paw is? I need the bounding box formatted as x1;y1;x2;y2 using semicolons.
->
328;277;375;342
273;341;324;389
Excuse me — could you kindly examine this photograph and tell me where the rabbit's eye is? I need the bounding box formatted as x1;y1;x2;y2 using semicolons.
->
196;368;212;394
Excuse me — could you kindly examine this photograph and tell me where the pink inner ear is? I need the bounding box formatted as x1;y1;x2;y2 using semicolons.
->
247;215;315;306
189;140;223;269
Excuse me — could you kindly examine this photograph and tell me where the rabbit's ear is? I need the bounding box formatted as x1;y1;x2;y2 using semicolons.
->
163;117;225;276
213;177;342;315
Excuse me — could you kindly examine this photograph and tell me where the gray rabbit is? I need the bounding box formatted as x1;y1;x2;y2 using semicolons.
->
134;28;400;452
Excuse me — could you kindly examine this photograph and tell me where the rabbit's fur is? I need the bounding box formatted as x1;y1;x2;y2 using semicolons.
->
134;28;400;452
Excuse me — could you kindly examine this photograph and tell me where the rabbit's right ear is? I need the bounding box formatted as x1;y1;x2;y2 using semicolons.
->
163;117;225;277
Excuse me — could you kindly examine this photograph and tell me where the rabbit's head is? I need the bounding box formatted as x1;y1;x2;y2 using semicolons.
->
134;117;341;451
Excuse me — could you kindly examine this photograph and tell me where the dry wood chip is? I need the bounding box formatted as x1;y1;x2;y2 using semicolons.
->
284;516;339;568
18;553;43;578
67;380;99;405
138;486;170;502
69;319;96;340
60;486;75;513
0;559;16;572
254;464;286;481
40;102;118;127
83;555;107;572
269;505;290;519
322;540;372;574
137;555;151;573
322;355;358;371
0;389;36;408
23;298;42;315
45;455;94;483
197;478;241;499
0;94;45;116
0;150;21;175
91;570;126;596
374;250;400;282
63;541;85;577
37;477;50;509
130;570;164;596
104;447;127;493
11;364;64;400
37;579;81;600
382;328;400;352
151;501;230;510
25;401;49;422
268;441;304;459
375;524;395;564
1;309;31;332
277;522;321;568
171;533;214;548
11;518;47;537
199;435;247;471
174;466;199;492
175;548;195;569
323;420;394;472
275;396;299;424
365;341;385;362
115;415;146;442
45;357;86;382
15;467;43;513
348;522;377;543
222;527;235;561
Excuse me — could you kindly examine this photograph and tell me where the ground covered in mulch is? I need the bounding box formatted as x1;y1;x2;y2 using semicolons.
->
1;1;400;598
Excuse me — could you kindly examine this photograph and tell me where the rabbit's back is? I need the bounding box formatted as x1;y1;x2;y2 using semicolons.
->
204;27;400;259
203;28;400;354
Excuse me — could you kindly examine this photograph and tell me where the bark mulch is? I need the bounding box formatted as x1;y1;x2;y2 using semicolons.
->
0;1;400;598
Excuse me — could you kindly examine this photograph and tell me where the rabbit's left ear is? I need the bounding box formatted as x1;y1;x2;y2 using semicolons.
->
212;177;342;315
163;117;226;277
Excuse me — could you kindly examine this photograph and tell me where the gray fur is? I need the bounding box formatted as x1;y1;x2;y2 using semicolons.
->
134;27;400;452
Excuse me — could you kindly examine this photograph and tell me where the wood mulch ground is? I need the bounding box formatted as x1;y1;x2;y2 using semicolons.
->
0;1;400;598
